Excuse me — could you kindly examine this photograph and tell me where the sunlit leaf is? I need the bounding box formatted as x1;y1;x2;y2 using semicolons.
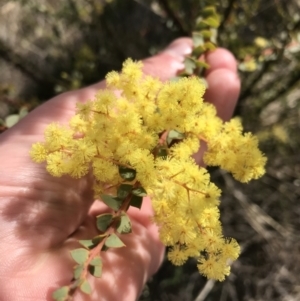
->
132;187;147;197
70;248;89;265
204;41;216;51
19;106;28;119
96;213;113;232
80;279;92;295
183;57;196;75
119;166;136;181
90;256;102;266
202;6;217;17
202;17;220;28
73;264;84;280
52;286;69;301
167;130;185;146
117;184;132;199
89;265;102;278
192;32;204;47
5;114;19;128
79;239;95;250
100;194;122;211
105;233;125;248
199;29;212;39
117;212;132;234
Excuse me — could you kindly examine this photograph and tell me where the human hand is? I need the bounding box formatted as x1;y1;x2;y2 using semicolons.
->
0;38;240;301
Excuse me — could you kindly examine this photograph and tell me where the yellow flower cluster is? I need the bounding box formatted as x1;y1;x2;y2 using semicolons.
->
30;59;266;281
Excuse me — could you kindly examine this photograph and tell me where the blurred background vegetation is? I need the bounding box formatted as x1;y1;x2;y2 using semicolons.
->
1;0;300;300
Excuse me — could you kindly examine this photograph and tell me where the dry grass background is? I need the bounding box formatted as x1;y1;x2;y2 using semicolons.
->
1;1;300;300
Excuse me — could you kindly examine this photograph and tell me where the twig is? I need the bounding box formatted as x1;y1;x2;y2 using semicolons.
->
194;279;216;301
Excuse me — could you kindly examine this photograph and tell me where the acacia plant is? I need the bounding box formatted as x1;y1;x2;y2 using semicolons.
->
30;2;266;301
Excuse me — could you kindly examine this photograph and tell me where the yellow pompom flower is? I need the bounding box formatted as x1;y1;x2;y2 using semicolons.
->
30;142;47;163
31;59;266;283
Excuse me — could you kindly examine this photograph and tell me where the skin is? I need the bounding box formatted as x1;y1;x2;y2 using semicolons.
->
0;38;240;301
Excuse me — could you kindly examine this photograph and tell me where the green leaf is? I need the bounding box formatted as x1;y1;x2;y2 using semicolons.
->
183;57;196;75
202;17;220;28
79;239;95;250
157;147;168;159
192;31;204;47
117;184;132;199
19;106;28;119
167;130;185;146
195;60;210;69
5;114;19;128
80;279;92;295
117;212;132;234
92;235;106;245
202;6;217;17
119;166;136;181
89;265;102;278
195;19;208;30
130;194;143;209
70;248;89;265
96;213;113;232
100;194;122;211
90;256;102;266
199;29;213;39
73;264;84;280
192;45;206;57
204;41;216;51
132;187;147;197
52;286;69;301
105;233;126;248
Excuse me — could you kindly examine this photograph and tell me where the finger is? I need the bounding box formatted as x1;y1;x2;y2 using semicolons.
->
204;48;241;121
142;37;192;80
205;48;238;75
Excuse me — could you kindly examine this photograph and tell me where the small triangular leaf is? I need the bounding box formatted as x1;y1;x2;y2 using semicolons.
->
19;106;28;119
130;194;143;209
89;265;102;278
117;184;132;199
202;16;220;28
73;264;84;280
192;45;206;57
119;166;136;181
204;41;216;51
105;233;126;248
199;29;212;39
5;114;19;128
80;279;92;295
79;239;95;250
202;6;217;17
117;212;132;234
90;256;102;266
52;286;69;301
157;147;168;159
195;60;210;69
132;187;147;197
192;32;204;47
167;130;185;146
92;235;106;245
70;248;89;265
96;213;113;232
183;57;196;75
100;194;122;211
